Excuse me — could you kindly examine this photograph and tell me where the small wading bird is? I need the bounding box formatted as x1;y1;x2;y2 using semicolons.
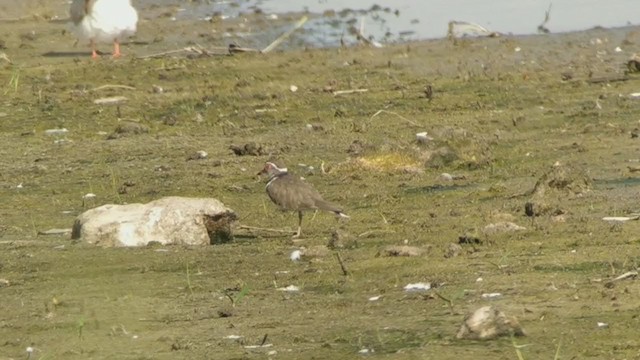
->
258;162;349;238
70;0;138;58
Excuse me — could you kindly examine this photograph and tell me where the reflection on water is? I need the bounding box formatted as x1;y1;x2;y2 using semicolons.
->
593;177;640;189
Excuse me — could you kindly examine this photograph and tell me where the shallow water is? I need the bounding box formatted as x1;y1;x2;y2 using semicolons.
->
142;0;640;46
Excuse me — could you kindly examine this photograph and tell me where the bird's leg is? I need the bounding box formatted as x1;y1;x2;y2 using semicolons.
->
292;211;303;238
90;39;98;59
113;39;122;58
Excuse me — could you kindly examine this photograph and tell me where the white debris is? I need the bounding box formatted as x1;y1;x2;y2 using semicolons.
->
602;216;639;222
16;183;23;189
290;85;298;92
277;285;300;292
93;96;128;105
416;131;433;143
439;173;454;181
630;93;640;99
448;21;499;38
358;348;374;354
476;277;483;282
597;322;609;329
83;193;97;199
224;335;243;339
290;250;302;261
612;271;638;282
481;292;502;299
615;46;623;53
195;150;208;159
244;344;273;349
404;282;431;292
44;128;69;136
368;295;382;301
514;47;521;52
483;222;526;234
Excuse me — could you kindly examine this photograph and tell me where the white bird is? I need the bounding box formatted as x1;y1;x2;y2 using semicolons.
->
69;0;138;59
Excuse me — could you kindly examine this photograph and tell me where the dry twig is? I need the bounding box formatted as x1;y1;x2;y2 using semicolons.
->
90;84;136;92
333;89;368;96
335;252;349;276
370;109;420;127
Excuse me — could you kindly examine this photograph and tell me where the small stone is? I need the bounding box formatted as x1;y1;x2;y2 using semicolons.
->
416;131;433;144
404;282;431;292
328;229;356;249
380;245;425;257
107;121;149;139
456;306;526;340
93;96;127;105
483;222;526;235
229;142;264;156
444;243;462;258
439;173;453;181
186;150;208;161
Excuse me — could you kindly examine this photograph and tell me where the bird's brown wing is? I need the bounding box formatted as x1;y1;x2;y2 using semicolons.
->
267;174;342;212
70;0;92;25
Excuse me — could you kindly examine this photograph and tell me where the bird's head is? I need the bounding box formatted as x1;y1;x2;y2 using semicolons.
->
257;162;288;178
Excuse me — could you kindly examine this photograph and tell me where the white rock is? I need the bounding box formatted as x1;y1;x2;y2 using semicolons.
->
277;285;300;292
195;150;208;159
404;282;431;292
45;128;68;136
483;222;526;235
481;292;502;299
456;306;525;340
71;196;236;247
290;250;302;261
416;131;433;144
93;96;127;105
439;173;454;181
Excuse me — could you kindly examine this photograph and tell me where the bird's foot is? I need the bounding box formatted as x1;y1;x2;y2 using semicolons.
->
113;41;122;58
